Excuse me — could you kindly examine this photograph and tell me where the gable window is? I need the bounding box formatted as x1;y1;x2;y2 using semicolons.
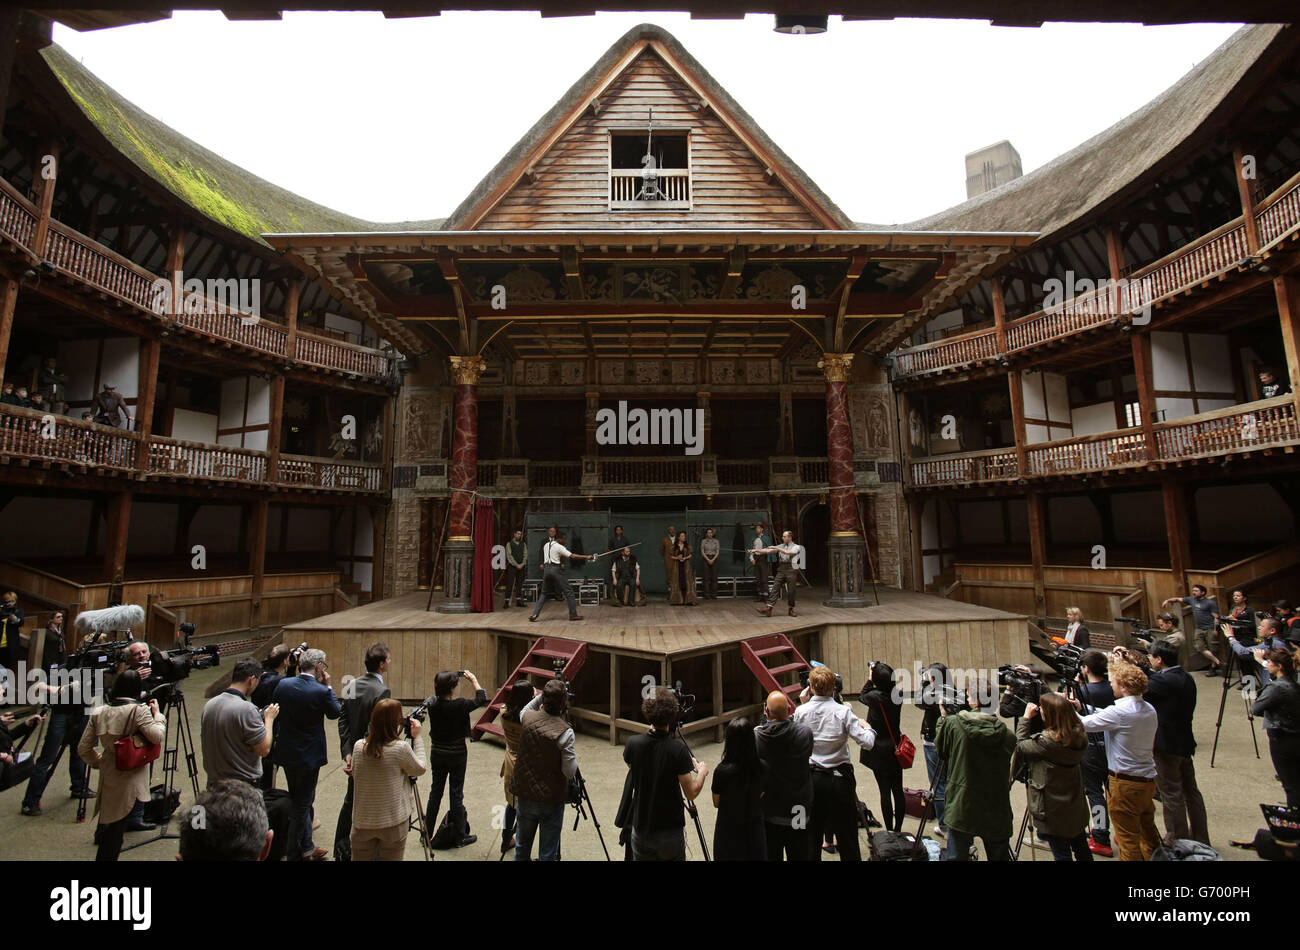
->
609;131;691;210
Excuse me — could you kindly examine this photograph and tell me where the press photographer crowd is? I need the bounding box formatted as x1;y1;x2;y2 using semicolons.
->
1;588;1298;863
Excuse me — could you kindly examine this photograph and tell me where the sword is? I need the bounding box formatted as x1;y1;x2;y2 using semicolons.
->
589;541;644;559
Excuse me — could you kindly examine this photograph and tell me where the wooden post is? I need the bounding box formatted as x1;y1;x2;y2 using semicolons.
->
1130;332;1158;459
1026;491;1047;614
133;338;161;472
1233;145;1261;255
266;375;285;483
0;278;17;383
371;504;387;602
1008;369;1028;476
1162;480;1191;595
990;278;1008;354
103;491;132;583
1274;274;1300;412
164;226;186;319
0;9;19;126
284;281;300;361
29;139;58;259
1104;226;1127;283
380;394;395;492
249;499;268;629
907;496;925;592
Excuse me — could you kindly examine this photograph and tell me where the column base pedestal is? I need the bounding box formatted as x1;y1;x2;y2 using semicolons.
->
823;532;870;608
437;539;475;613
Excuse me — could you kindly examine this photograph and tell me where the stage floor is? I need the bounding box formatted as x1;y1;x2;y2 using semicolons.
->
285;585;1023;656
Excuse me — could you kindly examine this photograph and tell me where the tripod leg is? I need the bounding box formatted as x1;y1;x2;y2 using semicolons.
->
1210;653;1234;768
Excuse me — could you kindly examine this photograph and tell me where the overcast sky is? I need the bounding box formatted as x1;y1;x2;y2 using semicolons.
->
51;13;1242;227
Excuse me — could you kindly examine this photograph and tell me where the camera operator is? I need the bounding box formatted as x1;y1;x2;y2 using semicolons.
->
754;690;813;861
19;630;95;816
1273;600;1300;639
936;677;1016;861
623;686;708;861
1227;617;1292;688
0;590;24;682
1076;650;1116;857
423;669;487;849
916;662;951;841
335;642;392;861
76;669;165;861
270;647;340;861
1145;640;1209;846
794;666;875;861
1153;612;1185;650
200;658;291;862
122;638;184;691
510;679;577;861
350;699;427;861
1076;652;1161;861
179;780;274;861
1250;648;1300;807
1014;693;1092;861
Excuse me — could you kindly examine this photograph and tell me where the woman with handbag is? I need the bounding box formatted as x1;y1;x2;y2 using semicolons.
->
1014;691;1092;861
859;662;910;833
76;669;165;861
350;699;428;861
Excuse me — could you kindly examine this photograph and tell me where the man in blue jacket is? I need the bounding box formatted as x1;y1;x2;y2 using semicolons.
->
271;648;340;861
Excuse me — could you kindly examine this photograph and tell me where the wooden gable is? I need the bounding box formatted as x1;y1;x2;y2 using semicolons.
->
474;48;827;231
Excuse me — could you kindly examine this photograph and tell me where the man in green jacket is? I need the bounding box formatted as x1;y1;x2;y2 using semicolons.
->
935;684;1016;860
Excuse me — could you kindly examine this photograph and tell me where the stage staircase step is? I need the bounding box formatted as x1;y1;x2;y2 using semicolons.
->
741;633;810;706
472;636;588;742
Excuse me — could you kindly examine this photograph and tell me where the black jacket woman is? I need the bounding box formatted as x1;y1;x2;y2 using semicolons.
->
1251;647;1300;808
1013;691;1091;861
859;662;905;833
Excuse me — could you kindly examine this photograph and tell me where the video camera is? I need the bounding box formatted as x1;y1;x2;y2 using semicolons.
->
1114;616;1156;645
406;694;434;739
1214;613;1258;643
1049;638;1085;684
799;661;844;703
66;639;131;673
998;664;1045;709
669;680;696;719
162;644;221;677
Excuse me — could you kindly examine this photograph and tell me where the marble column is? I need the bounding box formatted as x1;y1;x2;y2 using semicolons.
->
820;353;869;608
439;355;485;613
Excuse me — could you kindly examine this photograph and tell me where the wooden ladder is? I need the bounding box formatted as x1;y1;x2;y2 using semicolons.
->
471;636;588;741
740;633;809;708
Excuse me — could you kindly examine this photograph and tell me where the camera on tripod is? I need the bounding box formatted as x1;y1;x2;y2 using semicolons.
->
1113;616;1156;645
1048;639;1085;684
669;680;696;718
550;656;577;704
162;644;221;678
997;665;1045;709
66;639;130;672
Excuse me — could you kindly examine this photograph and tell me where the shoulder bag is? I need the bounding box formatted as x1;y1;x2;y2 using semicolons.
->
114;706;161;771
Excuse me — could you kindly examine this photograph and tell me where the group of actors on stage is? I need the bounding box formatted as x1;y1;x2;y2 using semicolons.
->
499;522;804;622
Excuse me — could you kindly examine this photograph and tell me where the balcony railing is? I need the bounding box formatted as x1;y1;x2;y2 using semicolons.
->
531;461;582;488
907;396;1298;487
0;403;381;494
599;457;701;485
891;169;1300;381
717;460;767;486
609;168;691;209
0;176;394;382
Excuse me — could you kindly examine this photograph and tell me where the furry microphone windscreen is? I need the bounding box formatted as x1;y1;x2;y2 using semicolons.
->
73;604;146;636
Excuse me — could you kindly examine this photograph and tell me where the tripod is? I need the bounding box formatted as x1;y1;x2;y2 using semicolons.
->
671;720;710;861
408;775;433;861
25;701;93;823
567;765;611;860
122;683;200;852
1210;646;1261;767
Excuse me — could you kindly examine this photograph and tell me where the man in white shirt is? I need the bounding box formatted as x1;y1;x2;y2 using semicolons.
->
529;531;594;622
793;666;875;861
756;530;803;618
1077;653;1162;861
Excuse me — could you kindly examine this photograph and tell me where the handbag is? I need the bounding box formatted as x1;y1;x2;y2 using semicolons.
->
113;709;161;771
903;787;932;819
878;701;916;769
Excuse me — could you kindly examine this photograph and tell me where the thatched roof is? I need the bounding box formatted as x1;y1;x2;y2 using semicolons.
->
896;23;1291;239
39;44;446;244
441;22;856;230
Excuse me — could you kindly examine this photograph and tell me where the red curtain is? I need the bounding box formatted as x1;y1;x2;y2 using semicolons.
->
470;497;496;613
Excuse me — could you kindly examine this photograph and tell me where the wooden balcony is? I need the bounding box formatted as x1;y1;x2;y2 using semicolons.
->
907;396;1299;488
891;169;1300;381
609;168;691;210
0;403;384;495
0;176;395;383
467;455;829;495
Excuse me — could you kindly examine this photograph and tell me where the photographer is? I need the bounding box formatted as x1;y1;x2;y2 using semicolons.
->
1077;653;1161;861
335;643;392;861
1153;612;1185;650
1273;601;1300;639
350;698;427;861
1226;616;1289;688
1251;648;1300;807
0;591;24;681
936;678;1016;861
794;666;875;861
252;645;291;791
859;662;905;834
754;690;813;861
20;631;94;816
710;716;767;860
1015;693;1092;861
179;780;273;862
1076;650;1116;857
511;679;577;862
1145;640;1209;846
271;648;340;861
623;686;708;861
916;662;951;841
123;638;184;690
423;669;487;848
76;669;166;861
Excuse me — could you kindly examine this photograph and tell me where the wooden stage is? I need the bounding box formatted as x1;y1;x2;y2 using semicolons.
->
284;586;1029;743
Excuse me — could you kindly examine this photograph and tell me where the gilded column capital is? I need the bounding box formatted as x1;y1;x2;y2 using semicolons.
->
817;353;854;383
449;355;487;386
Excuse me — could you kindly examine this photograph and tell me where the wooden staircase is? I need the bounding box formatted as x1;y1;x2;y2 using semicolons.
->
471;636;588;741
740;633;810;708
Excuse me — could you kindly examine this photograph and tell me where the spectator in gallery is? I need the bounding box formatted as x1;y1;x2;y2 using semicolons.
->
0;382;17;405
38;356;69;415
93;382;131;428
1258;366;1291;399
